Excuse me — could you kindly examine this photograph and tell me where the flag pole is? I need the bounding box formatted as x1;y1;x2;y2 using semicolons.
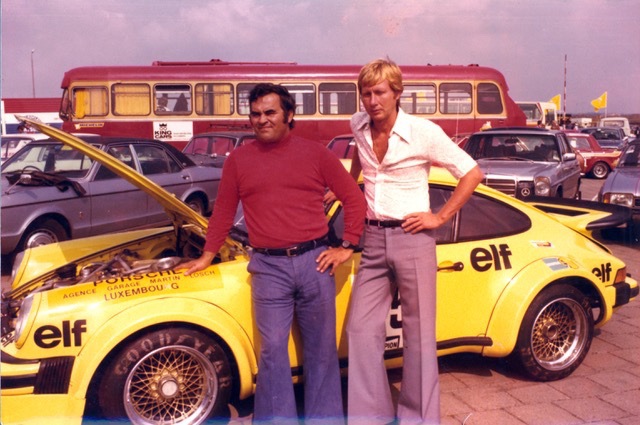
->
563;54;567;120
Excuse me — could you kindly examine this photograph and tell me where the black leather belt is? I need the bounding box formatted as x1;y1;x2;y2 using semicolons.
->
365;218;404;228
253;236;328;257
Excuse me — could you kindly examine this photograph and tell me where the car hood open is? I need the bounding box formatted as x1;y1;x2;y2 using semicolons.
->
17;117;209;237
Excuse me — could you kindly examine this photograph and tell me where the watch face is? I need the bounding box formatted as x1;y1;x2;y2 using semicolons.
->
342;240;352;249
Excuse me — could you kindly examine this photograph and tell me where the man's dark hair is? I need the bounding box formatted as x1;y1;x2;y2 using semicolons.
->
248;83;296;129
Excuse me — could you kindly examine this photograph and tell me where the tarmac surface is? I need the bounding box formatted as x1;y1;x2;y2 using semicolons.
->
2;178;638;424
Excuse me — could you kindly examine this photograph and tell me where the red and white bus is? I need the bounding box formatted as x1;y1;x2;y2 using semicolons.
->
59;59;525;149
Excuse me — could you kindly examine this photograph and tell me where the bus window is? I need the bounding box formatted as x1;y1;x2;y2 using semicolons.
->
195;83;233;115
72;87;108;118
477;82;503;114
237;83;256;116
401;84;436;114
154;84;192;114
440;83;472;114
319;83;357;115
282;83;316;115
112;84;151;116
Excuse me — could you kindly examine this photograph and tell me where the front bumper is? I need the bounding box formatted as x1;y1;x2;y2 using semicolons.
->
1;353;83;425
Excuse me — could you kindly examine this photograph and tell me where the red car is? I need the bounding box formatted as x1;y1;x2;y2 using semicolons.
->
564;131;621;179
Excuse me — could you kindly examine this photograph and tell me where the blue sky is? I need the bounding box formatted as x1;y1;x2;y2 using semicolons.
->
2;0;639;114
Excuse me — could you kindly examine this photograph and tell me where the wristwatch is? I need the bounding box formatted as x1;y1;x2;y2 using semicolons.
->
340;239;358;250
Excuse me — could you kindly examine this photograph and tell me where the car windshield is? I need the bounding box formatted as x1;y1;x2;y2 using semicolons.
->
1;143;94;178
618;144;639;168
467;134;560;162
583;129;621;141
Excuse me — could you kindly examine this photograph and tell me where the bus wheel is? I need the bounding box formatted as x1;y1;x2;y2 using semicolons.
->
512;284;593;381
98;327;233;424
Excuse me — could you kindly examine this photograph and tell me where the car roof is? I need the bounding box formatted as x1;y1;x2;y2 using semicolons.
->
10;136;194;165
471;127;561;136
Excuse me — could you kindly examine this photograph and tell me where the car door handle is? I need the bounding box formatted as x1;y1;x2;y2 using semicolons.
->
181;174;191;181
437;261;464;272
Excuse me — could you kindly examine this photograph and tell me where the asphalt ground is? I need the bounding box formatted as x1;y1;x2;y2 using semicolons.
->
2;178;639;424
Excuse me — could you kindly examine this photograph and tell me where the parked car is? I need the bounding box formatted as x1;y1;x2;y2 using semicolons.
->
1;120;637;425
463;127;582;199
1;133;49;163
182;131;255;167
326;134;356;159
564;131;621;179
581;127;629;151
598;117;632;138
1;136;221;258
599;139;640;216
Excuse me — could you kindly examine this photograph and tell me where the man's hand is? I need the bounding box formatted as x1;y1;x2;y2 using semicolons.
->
323;190;337;205
180;251;216;276
316;247;354;275
401;211;443;234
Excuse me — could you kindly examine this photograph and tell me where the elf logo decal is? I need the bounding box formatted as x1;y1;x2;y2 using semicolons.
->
592;263;612;283
34;320;87;349
470;244;513;272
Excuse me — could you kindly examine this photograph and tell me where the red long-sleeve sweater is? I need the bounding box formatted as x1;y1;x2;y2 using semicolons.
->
204;134;366;253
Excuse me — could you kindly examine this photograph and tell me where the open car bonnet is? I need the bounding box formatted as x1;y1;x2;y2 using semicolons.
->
16;117;209;236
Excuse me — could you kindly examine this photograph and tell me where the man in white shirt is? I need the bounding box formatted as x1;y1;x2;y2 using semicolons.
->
346;58;484;424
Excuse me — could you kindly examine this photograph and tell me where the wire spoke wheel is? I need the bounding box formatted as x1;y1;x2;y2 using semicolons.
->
124;345;218;425
514;284;593;381
530;298;588;370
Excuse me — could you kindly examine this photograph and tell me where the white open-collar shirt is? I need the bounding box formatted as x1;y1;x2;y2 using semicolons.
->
351;108;478;221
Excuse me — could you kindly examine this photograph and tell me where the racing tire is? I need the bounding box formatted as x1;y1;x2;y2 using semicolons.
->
19;218;68;252
512;284;593;381
590;162;610;179
98;327;233;424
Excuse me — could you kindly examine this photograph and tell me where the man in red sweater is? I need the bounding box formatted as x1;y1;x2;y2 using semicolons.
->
182;83;366;422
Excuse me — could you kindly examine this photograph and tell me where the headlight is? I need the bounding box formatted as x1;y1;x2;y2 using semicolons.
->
14;294;39;349
603;193;634;208
10;251;25;286
534;177;551;196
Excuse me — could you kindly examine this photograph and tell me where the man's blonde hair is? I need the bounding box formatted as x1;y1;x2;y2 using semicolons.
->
357;58;404;96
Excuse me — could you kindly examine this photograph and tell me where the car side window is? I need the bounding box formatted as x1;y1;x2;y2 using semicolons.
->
94;146;135;180
136;145;181;175
328;186;528;247
457;191;531;241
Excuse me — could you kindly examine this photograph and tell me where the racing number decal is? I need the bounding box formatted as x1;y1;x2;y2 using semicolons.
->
34;320;87;348
470;244;513;272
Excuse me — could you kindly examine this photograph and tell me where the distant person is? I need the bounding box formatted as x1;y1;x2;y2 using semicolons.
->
181;83;366;422
345;58;483;424
156;94;169;112
536;120;545;128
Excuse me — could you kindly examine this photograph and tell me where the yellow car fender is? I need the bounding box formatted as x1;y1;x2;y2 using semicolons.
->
70;297;258;401
482;256;604;357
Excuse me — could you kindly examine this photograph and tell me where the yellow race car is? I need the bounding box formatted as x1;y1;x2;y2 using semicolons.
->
2;119;637;425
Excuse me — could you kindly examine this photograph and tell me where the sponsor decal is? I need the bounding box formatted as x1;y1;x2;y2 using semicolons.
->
63;288;96;299
530;241;553;248
592;262;612;283
74;122;104;129
543;257;569;271
470;244;513;272
34;320;87;348
103;282;180;301
385;335;401;350
153;121;193;142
